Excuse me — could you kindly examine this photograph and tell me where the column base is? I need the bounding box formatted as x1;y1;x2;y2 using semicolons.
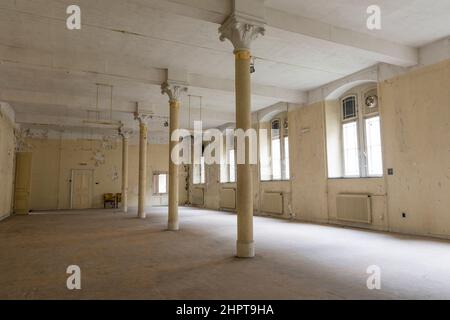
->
167;221;179;231
236;240;255;258
138;212;146;219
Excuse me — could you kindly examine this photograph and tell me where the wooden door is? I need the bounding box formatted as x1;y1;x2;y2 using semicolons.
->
71;170;93;209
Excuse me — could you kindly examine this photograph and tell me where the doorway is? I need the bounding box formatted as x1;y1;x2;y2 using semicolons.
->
14;152;32;215
71;169;93;209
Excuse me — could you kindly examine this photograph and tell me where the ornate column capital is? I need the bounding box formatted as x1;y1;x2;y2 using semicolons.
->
219;13;265;52
161;82;188;104
134;112;153;125
118;125;133;139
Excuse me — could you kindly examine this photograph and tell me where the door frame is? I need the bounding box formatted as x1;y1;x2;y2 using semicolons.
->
70;169;94;209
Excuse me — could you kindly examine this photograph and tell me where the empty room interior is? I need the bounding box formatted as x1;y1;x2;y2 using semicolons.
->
1;0;450;300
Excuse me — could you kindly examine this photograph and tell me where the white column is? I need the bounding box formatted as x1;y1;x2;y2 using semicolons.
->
162;82;188;231
219;13;265;258
134;113;152;219
119;127;132;213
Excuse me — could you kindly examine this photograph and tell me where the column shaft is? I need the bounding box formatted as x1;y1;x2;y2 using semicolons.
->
121;137;129;213
235;50;254;258
168;101;180;230
138;122;148;219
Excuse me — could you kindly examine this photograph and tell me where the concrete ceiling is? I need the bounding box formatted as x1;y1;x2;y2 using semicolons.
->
265;0;450;47
0;0;448;135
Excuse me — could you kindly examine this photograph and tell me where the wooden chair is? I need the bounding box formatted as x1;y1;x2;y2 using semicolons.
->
103;193;115;209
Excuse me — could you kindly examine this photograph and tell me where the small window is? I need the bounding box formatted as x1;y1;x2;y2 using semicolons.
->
153;173;168;194
271;119;280;138
342;96;357;120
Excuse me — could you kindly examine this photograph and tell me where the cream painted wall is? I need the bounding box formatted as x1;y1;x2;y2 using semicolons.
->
27;138;176;211
0;108;15;220
325;100;343;178
380;59;450;238
289;103;329;222
195;58;450;239
327;178;387;230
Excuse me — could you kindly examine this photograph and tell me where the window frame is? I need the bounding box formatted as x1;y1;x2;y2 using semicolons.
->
271;118;282;181
341;95;358;122
340;91;383;178
153;172;168;195
261;114;290;182
363;114;383;177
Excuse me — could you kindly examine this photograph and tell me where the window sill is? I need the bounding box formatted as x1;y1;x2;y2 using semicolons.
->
328;176;384;180
261;179;290;183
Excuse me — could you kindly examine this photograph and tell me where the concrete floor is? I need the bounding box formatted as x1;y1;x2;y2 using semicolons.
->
1;207;450;300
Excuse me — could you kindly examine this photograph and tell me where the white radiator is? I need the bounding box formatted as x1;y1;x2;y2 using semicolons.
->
191;188;204;206
220;188;236;210
261;192;284;215
336;194;372;223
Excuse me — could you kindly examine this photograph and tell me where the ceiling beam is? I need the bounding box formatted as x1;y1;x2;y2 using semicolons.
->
0;55;305;104
1;0;418;69
141;0;419;66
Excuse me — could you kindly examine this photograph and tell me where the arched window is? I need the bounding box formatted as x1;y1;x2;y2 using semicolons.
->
260;113;290;181
340;88;383;177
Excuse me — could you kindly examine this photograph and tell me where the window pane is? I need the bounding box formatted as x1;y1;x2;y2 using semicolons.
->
193;164;200;184
272;138;281;180
220;162;227;183
342;96;357;120
260;128;271;181
158;174;167;194
271;120;280;139
343;121;360;176
365;116;383;176
220;145;227;183
271;119;280;131
229;150;236;183
200;156;205;184
284;136;290;179
192;164;200;184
